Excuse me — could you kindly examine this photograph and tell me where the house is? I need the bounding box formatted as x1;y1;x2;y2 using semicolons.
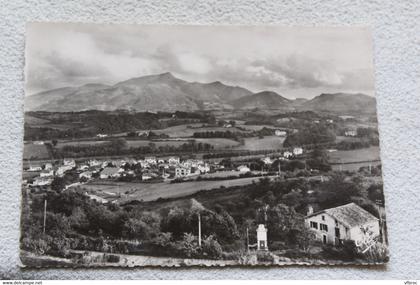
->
345;129;357;137
32;177;53;186
293;147;303;156
141;173;154;181
79;171;93;179
78;164;89;171
100;167;122;179
274;130;287;136
197;163;210;174
175;166;191;177
56;165;73;177
44;163;53;170
88;159;102;167
85;192;108;204
326;119;334;124
33;141;45;145
182;159;204;168
305;203;380;246
237;165;251;173
40;169;54;177
28;165;42;172
158;159;165;164
261;157;273;165
96;134;108;138
63;159;76;167
168;156;180;165
144;156;157;165
283;151;293;158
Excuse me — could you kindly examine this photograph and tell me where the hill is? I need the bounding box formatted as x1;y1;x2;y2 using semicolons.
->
302;93;376;113
231;91;291;109
25;73;253;112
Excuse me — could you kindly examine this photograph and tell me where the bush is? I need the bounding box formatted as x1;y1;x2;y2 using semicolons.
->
104;254;121;263
256;251;275;263
202;235;223;259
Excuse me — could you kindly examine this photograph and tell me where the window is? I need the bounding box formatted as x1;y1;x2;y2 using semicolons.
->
335;227;340;238
310;221;318;229
335;219;338;227
322;215;325;221
320;223;328;232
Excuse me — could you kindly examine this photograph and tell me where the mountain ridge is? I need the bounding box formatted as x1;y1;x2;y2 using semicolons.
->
25;73;375;113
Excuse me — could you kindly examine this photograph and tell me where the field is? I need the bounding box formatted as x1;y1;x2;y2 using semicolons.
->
194;138;239;149
234;135;285;151
80;175;277;203
23;144;50;160
328;146;380;164
331;161;382;171
58;140;110;147
149;124;248;138
125;140;188;148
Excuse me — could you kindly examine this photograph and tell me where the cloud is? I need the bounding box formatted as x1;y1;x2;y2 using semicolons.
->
25;23;375;98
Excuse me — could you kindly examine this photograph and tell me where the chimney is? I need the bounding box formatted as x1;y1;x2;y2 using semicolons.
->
307;205;313;215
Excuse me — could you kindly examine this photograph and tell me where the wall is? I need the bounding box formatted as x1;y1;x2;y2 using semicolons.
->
0;0;419;280
306;213;349;245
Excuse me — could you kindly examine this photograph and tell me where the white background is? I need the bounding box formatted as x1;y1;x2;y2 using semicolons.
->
0;0;419;279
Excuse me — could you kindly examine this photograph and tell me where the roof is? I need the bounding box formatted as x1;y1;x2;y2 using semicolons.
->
101;167;120;176
306;203;378;228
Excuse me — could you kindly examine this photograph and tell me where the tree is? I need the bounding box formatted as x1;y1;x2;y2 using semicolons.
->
266;204;305;243
51;177;66;192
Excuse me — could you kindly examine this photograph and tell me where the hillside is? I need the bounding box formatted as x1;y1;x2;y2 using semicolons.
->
231;91;291;109
302;93;376;113
25;73;253;112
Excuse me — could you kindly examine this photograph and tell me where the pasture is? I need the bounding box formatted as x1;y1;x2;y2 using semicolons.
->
328;146;380;164
194;138;239;149
80;175;276;203
23;144;50;160
234;135;285;151
149;124;248;138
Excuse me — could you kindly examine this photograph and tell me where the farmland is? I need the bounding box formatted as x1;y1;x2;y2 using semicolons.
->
79;175;278;203
234;135;285;151
328;146;380;164
23;143;50;160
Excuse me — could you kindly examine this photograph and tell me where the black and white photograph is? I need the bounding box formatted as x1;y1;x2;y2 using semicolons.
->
20;23;388;267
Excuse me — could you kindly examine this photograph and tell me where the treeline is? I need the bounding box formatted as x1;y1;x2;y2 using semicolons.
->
55;139;214;158
21;190;239;260
193;131;239;139
193;127;278;140
283;125;336;147
25;110;216;140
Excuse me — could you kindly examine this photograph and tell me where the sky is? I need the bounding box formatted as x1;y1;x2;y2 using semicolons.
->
25;23;376;99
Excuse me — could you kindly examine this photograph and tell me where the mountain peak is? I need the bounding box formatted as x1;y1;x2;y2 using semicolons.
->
158;72;175;79
303;92;376;113
231;90;291;109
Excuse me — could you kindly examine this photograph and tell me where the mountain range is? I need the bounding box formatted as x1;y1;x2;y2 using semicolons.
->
25;72;376;113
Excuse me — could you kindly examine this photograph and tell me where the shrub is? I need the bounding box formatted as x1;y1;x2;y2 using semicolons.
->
202;235;223;259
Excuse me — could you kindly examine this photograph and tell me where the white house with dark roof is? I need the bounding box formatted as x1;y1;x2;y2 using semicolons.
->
100;167;122;179
305;203;380;246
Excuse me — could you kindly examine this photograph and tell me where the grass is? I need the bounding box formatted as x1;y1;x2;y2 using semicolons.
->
328;146;380;164
23;144;50;160
80;175;277;203
234;136;285;151
194;138;239;149
149;124;249;138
